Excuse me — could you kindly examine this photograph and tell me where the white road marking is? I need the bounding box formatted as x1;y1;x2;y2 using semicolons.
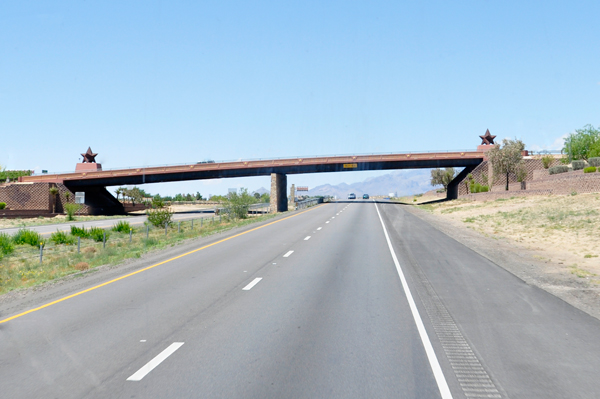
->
127;342;184;381
326;221;330;224
243;277;263;290
374;203;453;399
140;340;146;342
317;227;322;230
283;250;294;257
304;236;311;241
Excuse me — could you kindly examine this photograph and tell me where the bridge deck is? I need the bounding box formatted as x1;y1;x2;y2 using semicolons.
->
20;151;485;188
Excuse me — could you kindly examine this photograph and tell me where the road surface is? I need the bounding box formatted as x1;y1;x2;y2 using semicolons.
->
1;201;600;398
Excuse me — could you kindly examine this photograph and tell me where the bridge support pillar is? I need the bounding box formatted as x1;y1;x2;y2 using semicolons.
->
447;165;477;200
270;173;288;213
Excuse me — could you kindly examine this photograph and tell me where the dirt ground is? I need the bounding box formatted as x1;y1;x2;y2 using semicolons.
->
406;193;600;319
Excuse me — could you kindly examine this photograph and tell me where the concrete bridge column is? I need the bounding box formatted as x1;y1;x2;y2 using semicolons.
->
270;173;288;213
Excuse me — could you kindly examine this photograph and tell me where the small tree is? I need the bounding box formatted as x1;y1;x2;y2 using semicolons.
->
562;125;600;161
146;207;173;228
49;186;59;213
223;188;256;219
430;168;456;192
487;138;525;191
64;203;81;221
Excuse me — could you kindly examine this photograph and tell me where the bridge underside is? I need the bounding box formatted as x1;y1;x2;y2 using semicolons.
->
58;158;483;188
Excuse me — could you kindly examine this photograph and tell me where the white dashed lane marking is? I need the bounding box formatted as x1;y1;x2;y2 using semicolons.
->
127;342;184;381
283;251;294;258
304;236;311;241
242;278;263;290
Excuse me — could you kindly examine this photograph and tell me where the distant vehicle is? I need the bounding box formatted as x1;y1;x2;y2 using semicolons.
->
348;193;356;199
363;194;369;199
197;160;215;164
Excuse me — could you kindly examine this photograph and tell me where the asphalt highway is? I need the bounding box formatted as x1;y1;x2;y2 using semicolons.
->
1;201;600;398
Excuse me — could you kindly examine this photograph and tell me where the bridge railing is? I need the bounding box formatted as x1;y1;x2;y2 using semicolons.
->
28;149;484;176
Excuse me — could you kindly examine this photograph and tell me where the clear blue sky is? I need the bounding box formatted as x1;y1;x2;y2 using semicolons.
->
2;1;599;195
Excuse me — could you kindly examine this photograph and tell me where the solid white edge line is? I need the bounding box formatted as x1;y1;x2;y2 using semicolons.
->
242;277;263;290
127;342;184;381
283;250;294;257
304;236;311;240
374;202;453;399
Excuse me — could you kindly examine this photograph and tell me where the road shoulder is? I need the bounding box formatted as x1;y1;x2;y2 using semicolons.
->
403;204;600;321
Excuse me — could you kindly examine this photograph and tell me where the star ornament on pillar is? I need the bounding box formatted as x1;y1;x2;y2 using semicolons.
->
479;129;496;145
81;147;98;163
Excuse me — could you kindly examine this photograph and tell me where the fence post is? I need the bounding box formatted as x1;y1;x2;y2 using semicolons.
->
219;215;221;223
178;221;181;233
201;218;203;227
191;219;194;229
77;236;81;254
39;242;43;264
129;228;132;243
165;224;168;236
103;231;106;249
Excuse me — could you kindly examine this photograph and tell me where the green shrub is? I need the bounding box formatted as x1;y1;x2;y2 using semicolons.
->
541;155;554;169
0;202;6;209
584;166;597;173
0;232;14;256
50;230;76;245
70;225;89;238
588;157;600;167
89;227;108;242
112;220;131;233
469;182;488;193
549;165;569;175
572;160;587;170
64;203;81;221
146;207;173;228
13;229;42;247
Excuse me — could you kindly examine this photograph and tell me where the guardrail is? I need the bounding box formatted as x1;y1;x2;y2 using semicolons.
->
295;198;323;210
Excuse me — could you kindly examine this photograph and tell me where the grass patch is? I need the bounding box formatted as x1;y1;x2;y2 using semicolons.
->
0;213;279;294
569;266;596;278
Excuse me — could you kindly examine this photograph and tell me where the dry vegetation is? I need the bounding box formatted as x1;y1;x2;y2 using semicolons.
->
417;193;600;284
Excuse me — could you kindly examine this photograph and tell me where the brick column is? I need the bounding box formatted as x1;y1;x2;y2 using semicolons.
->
270;173;288;213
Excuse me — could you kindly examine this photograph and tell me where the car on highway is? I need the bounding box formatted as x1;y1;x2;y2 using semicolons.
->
347;193;356;199
363;194;369;199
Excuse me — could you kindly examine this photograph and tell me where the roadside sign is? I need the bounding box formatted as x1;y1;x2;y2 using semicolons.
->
75;192;85;204
343;163;357;169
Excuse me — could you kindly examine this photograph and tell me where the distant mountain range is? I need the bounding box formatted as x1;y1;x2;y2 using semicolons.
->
253;170;435;198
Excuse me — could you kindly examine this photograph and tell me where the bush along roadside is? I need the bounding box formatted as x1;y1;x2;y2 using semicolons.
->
549;165;569;175
583;166;597;173
0;213;278;294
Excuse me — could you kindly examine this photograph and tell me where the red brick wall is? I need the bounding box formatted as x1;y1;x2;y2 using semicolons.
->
0;182;92;215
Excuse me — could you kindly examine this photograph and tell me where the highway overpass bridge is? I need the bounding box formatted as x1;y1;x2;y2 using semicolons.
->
19;150;485;214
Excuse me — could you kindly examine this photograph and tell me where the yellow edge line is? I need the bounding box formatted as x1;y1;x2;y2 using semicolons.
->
0;205;324;324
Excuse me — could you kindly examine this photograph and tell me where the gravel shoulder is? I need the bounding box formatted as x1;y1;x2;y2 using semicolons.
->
403;203;600;321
